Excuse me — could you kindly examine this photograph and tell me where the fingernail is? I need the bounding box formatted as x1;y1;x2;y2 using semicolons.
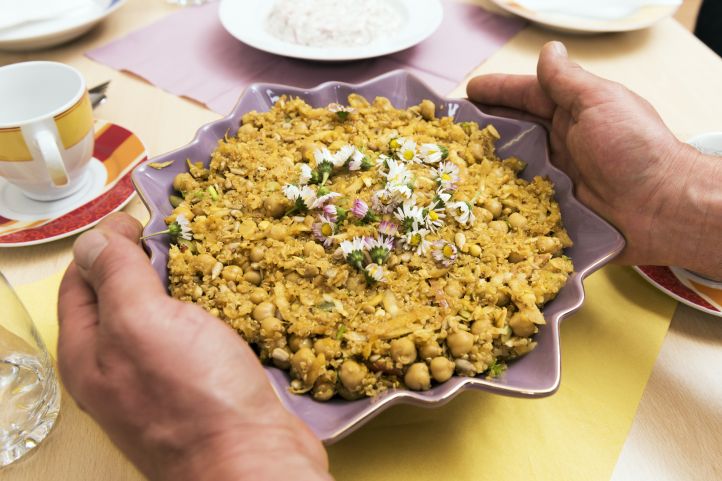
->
73;230;108;271
551;41;568;57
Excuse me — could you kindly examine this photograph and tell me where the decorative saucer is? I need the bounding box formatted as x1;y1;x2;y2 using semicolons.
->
634;266;722;317
0;119;147;247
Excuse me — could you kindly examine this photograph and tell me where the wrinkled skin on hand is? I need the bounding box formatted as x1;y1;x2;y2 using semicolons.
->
467;42;722;279
58;213;332;481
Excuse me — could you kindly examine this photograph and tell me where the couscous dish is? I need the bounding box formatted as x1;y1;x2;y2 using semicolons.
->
162;95;574;401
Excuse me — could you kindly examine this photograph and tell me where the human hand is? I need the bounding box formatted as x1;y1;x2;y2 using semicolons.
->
58;213;331;481
467;42;722;278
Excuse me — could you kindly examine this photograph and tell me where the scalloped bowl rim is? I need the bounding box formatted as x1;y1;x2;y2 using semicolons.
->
132;69;624;443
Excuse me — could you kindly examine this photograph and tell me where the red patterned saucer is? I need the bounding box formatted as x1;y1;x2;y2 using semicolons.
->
0;120;147;247
634;266;722;318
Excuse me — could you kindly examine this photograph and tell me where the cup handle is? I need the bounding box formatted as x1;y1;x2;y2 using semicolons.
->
34;129;69;187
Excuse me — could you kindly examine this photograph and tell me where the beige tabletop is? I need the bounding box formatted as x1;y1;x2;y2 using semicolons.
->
1;1;721;480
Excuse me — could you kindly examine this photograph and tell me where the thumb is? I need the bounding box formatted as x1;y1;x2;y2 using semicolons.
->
73;215;167;320
537;41;610;119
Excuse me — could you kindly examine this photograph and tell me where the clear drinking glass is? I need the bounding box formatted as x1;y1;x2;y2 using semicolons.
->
0;272;60;467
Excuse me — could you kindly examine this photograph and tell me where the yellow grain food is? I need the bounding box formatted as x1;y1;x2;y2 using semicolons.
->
166;95;574;401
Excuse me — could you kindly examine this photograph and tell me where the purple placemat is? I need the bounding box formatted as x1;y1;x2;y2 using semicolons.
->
87;1;526;114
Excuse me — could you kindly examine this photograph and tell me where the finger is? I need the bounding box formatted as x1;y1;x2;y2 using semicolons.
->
466;73;556;119
96;212;143;242
72;219;167;325
536;41;614;119
57;263;99;392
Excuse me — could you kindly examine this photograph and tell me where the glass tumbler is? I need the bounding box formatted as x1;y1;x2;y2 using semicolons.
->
0;272;60;467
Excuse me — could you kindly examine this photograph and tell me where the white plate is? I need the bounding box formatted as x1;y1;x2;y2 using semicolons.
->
0;0;127;52
488;0;678;33
218;0;444;61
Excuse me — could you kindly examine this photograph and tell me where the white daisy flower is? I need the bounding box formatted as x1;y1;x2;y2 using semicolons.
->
282;183;300;200
419;143;443;164
365;235;394;264
371;188;400;214
171;214;192;241
328;103;355;120
364;263;387;283
313;147;334;167
298;163;313;185
312;215;337;247
299;185;317;210
433;188;452;207
401;228;431;255
448;201;476;226
310;191;341;209
424;204;446;232
340;237;366;258
333;144;356;167
388;135;406;152
394;199;424;232
432;240;457;267
347;149;365;171
397;138;419;163
431;161;460;190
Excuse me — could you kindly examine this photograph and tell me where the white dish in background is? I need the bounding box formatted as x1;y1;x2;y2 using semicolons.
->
218;0;444;62
0;0;127;52
489;0;679;33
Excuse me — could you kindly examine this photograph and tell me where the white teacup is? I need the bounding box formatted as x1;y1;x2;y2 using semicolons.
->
0;61;94;201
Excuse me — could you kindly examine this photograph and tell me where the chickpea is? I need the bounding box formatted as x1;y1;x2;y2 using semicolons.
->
469;143;485;162
339;360;367;391
509;312;535;337
250;245;266;262
418;341;443;359
419;99;436;120
301;265;320;278
194;254;217;276
167;205;194;222
243;270;262;286
537;236;559;254
221;265;243;282
172;172;197;192
445;280;464;298
390;337;417;365
483;198;503;218
468;245;482;258
260;316;283;335
312;382;335;402
471;319;491;335
404;363;431;391
288;335;312;352
489;220;509;234
253;301;276;321
249;288;268;304
303;241;325;258
264;194;287;218
268;224;288;241
430;357;455;383
447;330;474;357
508;251;525;263
291;347;316;377
313;338;341;359
508;212;527;229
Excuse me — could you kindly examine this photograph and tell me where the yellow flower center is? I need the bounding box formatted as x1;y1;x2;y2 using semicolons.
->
390;139;400;149
429;211;439;221
410;234;421;246
442;245;455;258
403;150;414;161
321;223;333;236
441;173;451;181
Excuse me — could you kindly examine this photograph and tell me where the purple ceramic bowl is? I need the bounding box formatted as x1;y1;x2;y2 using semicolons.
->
132;70;624;443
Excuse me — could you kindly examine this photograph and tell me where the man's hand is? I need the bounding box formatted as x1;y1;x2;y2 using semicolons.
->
58;213;331;481
467;42;722;279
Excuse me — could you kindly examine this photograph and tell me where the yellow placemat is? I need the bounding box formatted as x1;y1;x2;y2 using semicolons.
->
15;268;65;359
15;264;675;481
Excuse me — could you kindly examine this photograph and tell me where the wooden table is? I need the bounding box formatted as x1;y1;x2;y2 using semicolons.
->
1;1;721;479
